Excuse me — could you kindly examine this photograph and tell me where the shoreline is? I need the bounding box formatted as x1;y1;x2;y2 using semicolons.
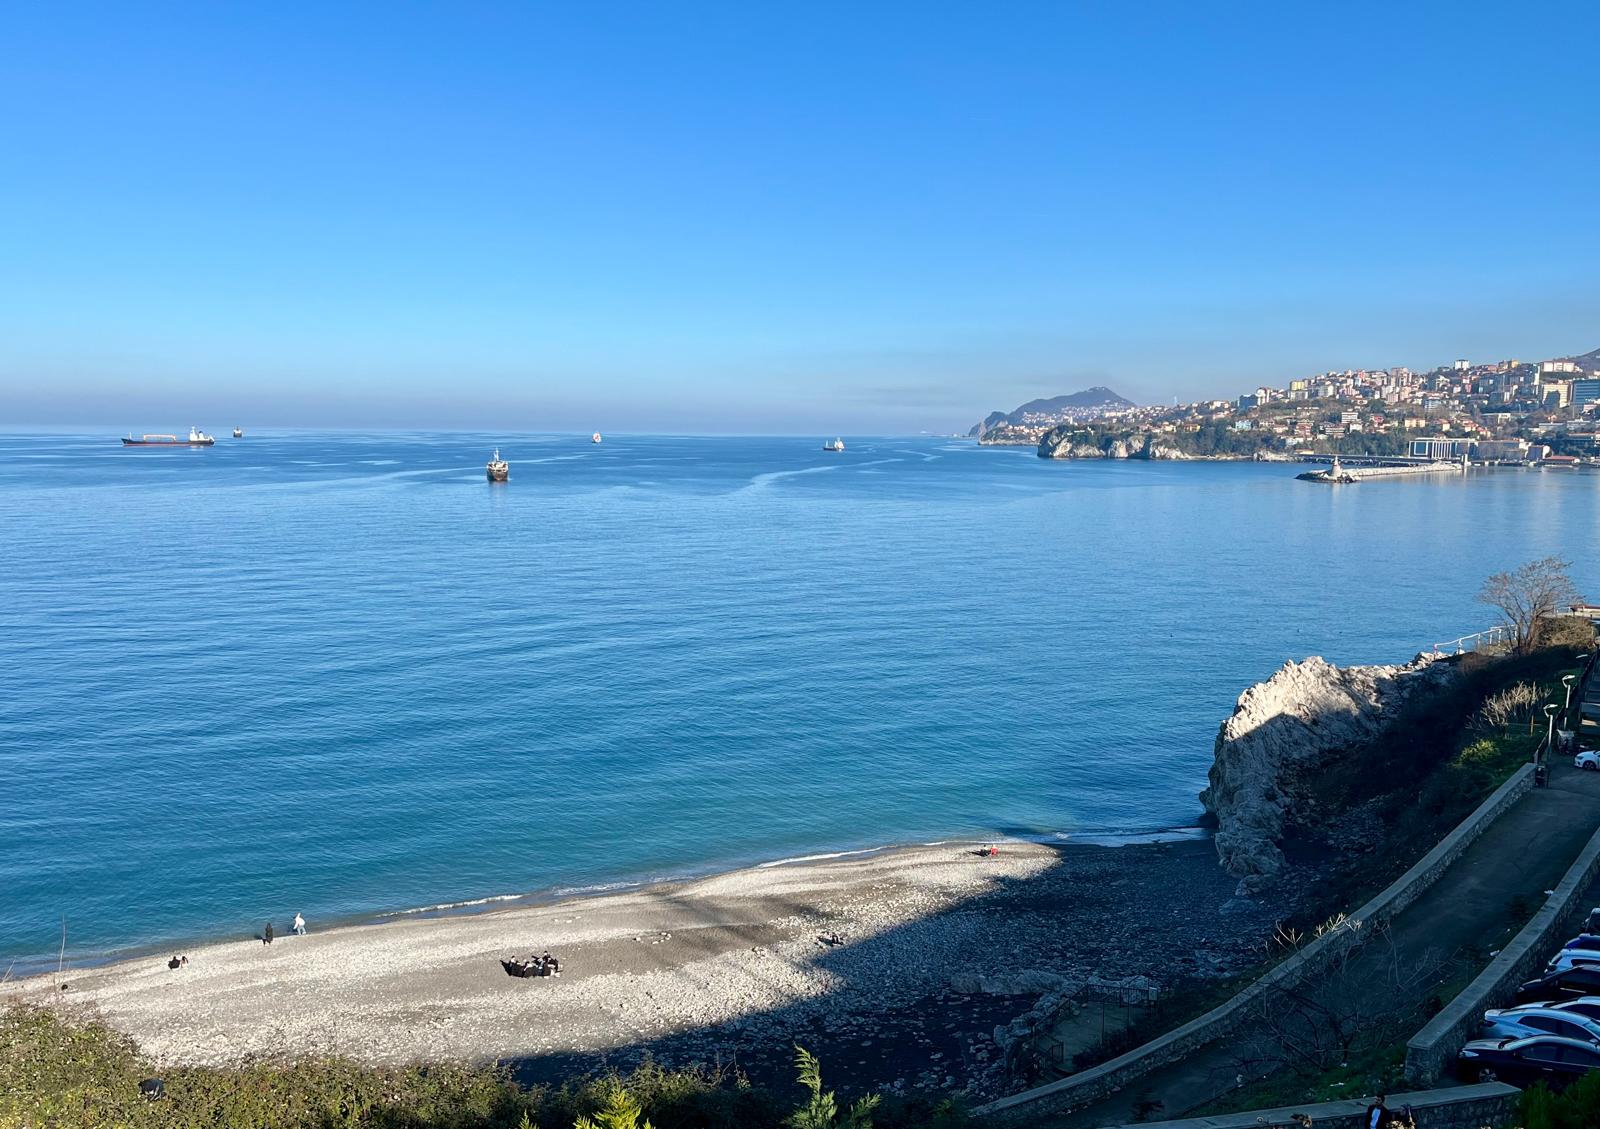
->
3;825;1210;982
4;831;1263;1099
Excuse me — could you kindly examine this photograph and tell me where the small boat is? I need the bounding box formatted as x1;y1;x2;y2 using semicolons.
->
122;426;214;447
592;433;602;444
486;448;509;482
823;438;845;452
233;427;243;438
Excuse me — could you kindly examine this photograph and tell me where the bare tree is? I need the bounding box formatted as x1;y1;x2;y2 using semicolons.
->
1479;557;1579;655
1227;921;1442;1083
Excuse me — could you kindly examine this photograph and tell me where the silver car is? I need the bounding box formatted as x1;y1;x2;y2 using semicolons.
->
1481;1005;1600;1044
1550;997;1600;1023
1547;949;1600;974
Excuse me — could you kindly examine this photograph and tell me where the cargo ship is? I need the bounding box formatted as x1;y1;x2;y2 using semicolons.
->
486;449;509;482
122;427;215;447
823;437;845;452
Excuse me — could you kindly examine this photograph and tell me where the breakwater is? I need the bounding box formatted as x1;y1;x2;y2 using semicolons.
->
1298;461;1463;482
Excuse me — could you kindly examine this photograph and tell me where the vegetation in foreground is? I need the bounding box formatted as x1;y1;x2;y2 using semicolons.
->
1517;1071;1600;1129
0;1006;973;1129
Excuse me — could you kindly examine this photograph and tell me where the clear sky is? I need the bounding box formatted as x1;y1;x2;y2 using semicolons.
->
3;2;1597;433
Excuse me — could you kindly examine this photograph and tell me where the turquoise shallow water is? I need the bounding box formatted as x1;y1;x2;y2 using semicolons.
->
2;432;1596;968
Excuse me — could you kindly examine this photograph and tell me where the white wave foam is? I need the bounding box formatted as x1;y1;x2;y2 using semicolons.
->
380;893;524;917
550;880;642;897
1054;827;1208;847
758;847;884;868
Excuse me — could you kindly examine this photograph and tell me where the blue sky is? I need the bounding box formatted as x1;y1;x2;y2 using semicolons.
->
2;2;1597;432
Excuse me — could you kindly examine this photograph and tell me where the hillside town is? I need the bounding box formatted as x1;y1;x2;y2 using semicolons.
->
976;347;1600;463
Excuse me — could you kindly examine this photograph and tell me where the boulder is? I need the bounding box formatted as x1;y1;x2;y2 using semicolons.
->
1201;654;1457;895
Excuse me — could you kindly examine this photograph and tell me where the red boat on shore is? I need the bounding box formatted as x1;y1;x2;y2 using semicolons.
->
122;427;215;447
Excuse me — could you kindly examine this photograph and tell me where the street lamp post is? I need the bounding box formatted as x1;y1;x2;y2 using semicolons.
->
1564;674;1577;731
1543;704;1561;786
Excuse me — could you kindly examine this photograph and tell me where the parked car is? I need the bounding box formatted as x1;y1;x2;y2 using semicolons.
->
1545;997;1600;1023
1459;1035;1600;1087
1547;949;1600;974
1576;750;1600;771
1563;934;1600;951
1517;966;1600;1005
1480;1005;1600;1043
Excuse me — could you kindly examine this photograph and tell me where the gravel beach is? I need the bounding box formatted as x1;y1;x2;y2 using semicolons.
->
6;837;1276;1100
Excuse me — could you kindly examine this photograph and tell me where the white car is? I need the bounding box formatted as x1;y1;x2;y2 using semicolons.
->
1575;750;1600;771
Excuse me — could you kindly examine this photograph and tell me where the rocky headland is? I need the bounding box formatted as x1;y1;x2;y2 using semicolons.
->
1039;430;1194;460
969;387;1136;438
1200;654;1460;896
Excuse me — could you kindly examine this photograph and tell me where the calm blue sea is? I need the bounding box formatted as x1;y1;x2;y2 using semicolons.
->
2;432;1596;968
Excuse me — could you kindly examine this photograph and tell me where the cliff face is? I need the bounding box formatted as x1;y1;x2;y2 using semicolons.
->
1201;654;1458;896
1037;432;1194;460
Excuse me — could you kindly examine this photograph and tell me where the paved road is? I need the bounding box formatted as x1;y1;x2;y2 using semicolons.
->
1049;763;1600;1127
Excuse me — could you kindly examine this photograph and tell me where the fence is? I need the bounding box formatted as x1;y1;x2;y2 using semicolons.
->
1431;625;1513;656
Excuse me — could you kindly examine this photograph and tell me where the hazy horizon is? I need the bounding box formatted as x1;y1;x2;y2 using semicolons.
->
4;3;1597;432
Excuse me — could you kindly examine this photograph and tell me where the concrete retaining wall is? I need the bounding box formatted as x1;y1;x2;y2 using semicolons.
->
1100;1082;1518;1129
1405;822;1600;1085
977;764;1536;1125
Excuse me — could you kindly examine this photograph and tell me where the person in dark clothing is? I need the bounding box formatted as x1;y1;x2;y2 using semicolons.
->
264;921;274;945
1365;1093;1390;1129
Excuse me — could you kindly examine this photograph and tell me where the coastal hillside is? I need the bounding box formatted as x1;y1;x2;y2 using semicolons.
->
969;386;1136;440
1202;653;1459;895
1557;345;1600;369
1037;419;1285;460
1202;638;1589;905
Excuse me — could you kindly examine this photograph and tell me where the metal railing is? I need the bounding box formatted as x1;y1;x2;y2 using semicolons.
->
1431;625;1514;656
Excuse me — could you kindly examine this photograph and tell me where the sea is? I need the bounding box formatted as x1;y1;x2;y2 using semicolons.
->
2;431;1595;970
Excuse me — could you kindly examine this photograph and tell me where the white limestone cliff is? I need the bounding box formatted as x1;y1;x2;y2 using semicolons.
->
1200;654;1458;896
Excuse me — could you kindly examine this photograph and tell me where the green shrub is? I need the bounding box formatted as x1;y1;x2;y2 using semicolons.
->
1519;1071;1600;1129
0;1006;961;1129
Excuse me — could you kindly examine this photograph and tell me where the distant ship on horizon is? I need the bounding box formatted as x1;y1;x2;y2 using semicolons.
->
233;427;243;438
823;437;845;452
122;426;214;447
486;448;509;482
592;432;602;444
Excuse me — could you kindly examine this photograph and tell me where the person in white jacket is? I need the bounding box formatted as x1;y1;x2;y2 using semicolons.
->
292;912;306;936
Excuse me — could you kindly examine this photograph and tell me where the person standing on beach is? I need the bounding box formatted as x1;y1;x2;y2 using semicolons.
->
293;912;306;936
263;921;274;945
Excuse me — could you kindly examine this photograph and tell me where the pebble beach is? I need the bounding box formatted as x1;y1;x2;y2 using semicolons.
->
7;836;1275;1099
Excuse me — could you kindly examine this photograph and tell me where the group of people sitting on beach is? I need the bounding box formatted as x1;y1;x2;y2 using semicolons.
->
504;950;563;978
166;955;189;969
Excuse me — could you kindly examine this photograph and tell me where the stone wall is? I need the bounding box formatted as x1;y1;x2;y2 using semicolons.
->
1099;1082;1518;1129
976;765;1536;1125
1405;822;1600;1085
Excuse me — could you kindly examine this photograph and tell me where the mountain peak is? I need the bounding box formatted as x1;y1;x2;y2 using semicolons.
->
971;387;1136;434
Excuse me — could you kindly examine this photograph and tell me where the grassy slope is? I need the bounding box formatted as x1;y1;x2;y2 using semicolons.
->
0;1004;976;1129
